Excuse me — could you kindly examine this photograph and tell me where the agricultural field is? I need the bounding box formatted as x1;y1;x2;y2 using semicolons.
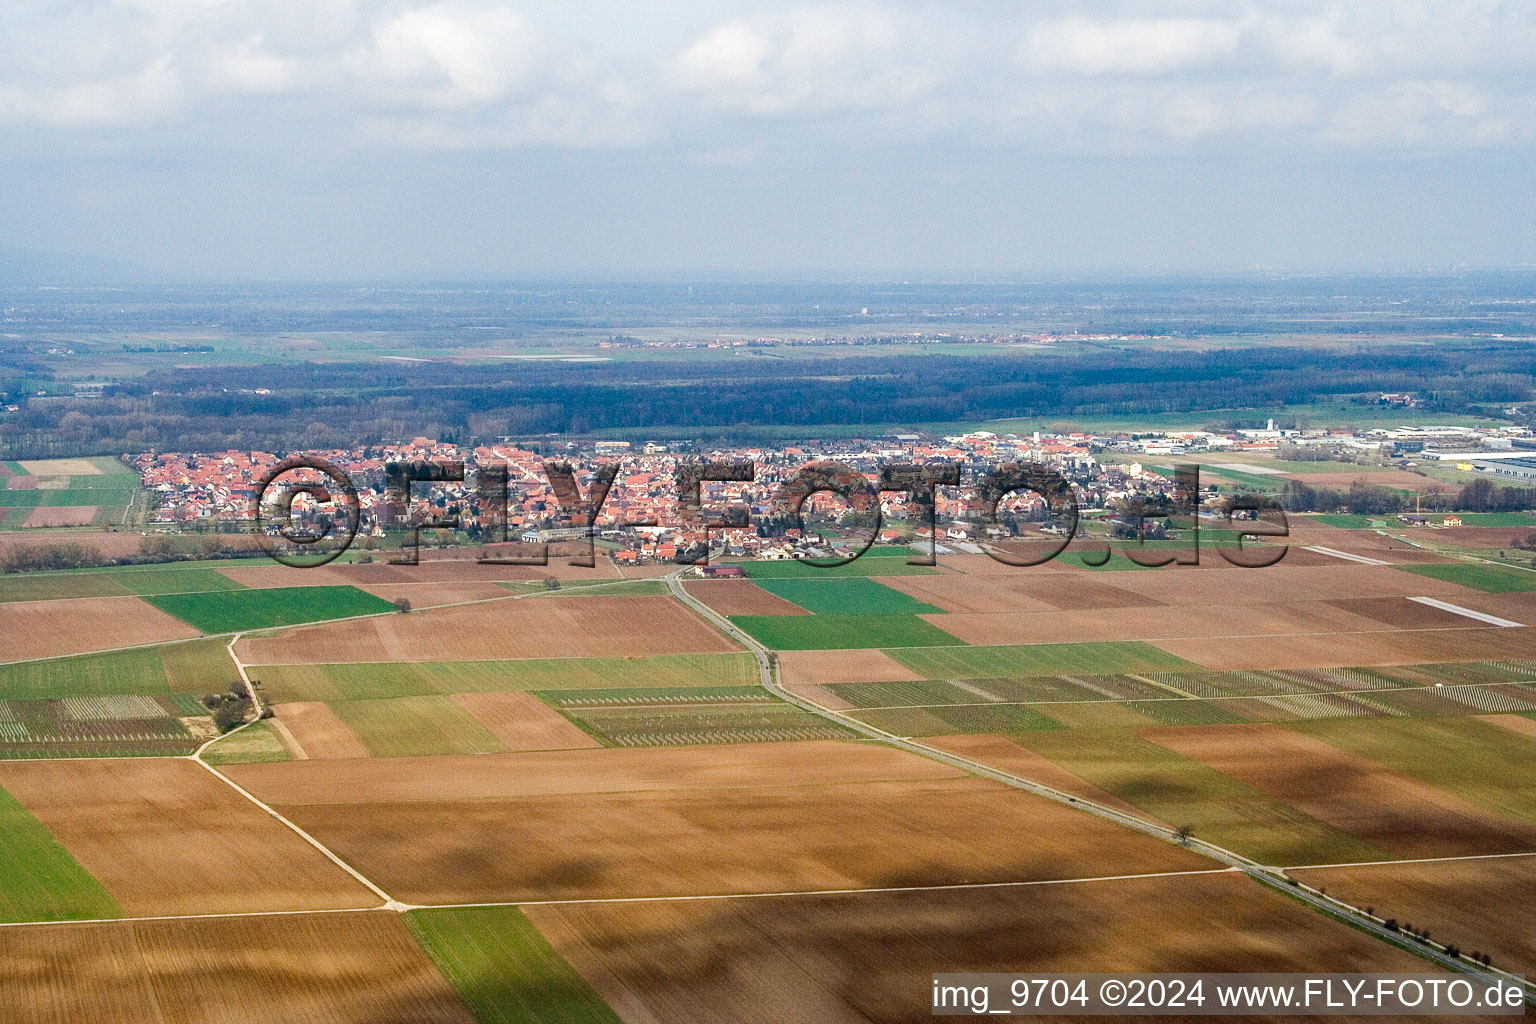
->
200;719;293;765
405;906;621;1024
0;912;480;1024
1292;856;1536;974
883;640;1196;678
728;613;966;649
1396;561;1536;593
728;556;939;578
753;576;945;615
331;695;508;758
0;596;199;662
236;594;740;663
538;686;857;746
249;652;758;702
226;742;1207;905
0;784;121;922
0;638;233;699
0;693;206;759
146;584;396;633
0;758;377;915
522;871;1439;1024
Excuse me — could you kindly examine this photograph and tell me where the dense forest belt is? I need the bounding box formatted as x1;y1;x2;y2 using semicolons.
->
2;341;1532;455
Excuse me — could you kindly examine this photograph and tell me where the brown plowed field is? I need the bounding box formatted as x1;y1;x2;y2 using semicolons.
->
0;759;376;915
21;505;96;527
1292;856;1536;974
922;600;1392;646
225;741;961;804
0;529;149;558
274;776;1208;904
274;702;371;760
777;648;923;684
4;474;36;489
331;559;618;584
235;595;736;664
1287;470;1444;490
1098;564;1477;604
1433;526;1536;547
356;582;511;608
924;733;1158;822
1326;597;1482;628
1154;625;1535;670
0;912;474;1024
685;580;810;616
782;682;857;710
449;691;600;750
216;565;357;588
933;554;1085;576
525;871;1435;1024
880;574;1156;613
1147;723;1536;860
0;596;199;663
16;458;101;475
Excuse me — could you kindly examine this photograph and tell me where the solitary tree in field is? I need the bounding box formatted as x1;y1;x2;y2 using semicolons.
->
1174;824;1194;845
393;597;412;614
543;577;561;590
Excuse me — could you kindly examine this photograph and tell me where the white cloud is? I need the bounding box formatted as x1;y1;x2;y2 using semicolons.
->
1023;17;1244;76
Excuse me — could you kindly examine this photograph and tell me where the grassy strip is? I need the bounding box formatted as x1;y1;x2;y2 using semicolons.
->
0;784;122;922
1395;562;1536;594
405;906;622;1024
885;641;1196;679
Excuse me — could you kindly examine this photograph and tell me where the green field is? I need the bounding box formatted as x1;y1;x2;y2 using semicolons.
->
200;720;292;765
405;906;621;1024
0;487;136;507
0;566;247;603
0;639;234;699
754;577;943;615
0;784;123;922
1311;514;1389;529
331;696;507;757
852;703;1062;736
730;558;938;578
1015;730;1387;866
1396;562;1536;593
1448;513;1536;527
146;585;394;633
1291;717;1536;826
884;641;1196;679
557;700;855;747
249;653;759;703
730;614;965;650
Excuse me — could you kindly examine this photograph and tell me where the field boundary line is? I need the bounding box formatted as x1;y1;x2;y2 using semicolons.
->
193;633;397;908
663;568;1536;993
1287;850;1536;871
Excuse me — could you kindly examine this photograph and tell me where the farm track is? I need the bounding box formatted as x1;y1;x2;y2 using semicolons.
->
663;568;1536;997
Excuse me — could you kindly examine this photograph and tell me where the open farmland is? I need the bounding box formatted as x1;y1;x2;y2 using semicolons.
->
406;907;620;1024
0;693;204;759
146;585;395;633
0;596;199;662
226;741;1207;904
271;702;371;760
0;912;478;1024
728;613;965;650
1010;730;1387;865
730;556;939;578
449;691;601;750
753;576;945;615
684;580;810;616
1292;856;1536;974
543;688;857;746
331;695;508;757
0;566;247;604
777;648;923;684
236;595;739;664
1146;723;1536;859
523;871;1440;1024
0;638;232;699
1397;561;1536;593
249;652;758;702
201;719;293;764
884;640;1195;678
0;759;377;915
0;784;121;922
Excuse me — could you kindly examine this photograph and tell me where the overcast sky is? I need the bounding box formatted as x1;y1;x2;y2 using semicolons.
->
2;0;1534;280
